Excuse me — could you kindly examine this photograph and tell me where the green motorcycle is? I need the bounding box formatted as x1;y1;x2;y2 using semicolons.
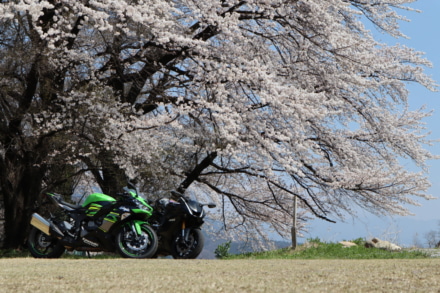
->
28;184;158;258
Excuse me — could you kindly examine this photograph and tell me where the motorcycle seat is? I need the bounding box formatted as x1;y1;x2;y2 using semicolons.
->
61;200;82;210
49;192;83;211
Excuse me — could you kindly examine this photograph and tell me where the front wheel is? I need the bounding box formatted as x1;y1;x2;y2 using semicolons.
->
116;223;158;258
27;227;65;258
171;229;204;259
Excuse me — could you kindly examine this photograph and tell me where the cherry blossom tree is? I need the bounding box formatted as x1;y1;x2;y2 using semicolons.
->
0;0;436;248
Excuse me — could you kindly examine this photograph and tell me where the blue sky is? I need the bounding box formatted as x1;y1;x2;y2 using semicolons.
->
380;0;440;218
304;0;440;247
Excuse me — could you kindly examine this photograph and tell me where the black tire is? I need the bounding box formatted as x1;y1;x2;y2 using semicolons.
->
116;223;158;258
27;227;65;258
171;229;204;259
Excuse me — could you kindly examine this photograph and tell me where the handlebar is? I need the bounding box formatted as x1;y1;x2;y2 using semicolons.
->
169;191;216;208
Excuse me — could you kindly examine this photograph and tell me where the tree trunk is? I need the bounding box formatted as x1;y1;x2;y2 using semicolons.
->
92;151;128;196
1;161;45;249
177;152;217;194
291;195;297;250
100;163;127;196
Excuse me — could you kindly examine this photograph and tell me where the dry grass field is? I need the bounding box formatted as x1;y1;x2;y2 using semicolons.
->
1;258;440;292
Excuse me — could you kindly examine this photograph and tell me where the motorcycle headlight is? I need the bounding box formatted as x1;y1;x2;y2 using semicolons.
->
136;200;153;213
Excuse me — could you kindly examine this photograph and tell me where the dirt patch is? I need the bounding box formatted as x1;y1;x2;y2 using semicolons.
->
1;258;440;292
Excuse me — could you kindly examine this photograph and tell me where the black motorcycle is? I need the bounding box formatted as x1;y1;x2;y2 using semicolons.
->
28;185;158;258
150;191;216;259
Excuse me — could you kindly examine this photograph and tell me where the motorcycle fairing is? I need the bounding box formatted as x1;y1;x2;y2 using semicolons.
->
82;193;116;207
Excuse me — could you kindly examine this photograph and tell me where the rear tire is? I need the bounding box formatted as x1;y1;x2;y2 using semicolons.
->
116;223;158;258
171;229;204;259
27;227;65;258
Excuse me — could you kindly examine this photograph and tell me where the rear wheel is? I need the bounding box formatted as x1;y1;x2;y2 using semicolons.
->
171;229;204;259
116;223;158;258
27;227;65;258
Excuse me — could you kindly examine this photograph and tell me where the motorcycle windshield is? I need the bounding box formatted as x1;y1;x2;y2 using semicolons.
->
182;198;203;216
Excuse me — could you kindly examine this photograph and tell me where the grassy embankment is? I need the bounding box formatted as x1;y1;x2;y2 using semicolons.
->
1;237;431;259
220;238;431;260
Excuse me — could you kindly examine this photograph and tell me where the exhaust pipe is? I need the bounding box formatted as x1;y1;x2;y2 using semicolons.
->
30;213;64;238
30;213;50;235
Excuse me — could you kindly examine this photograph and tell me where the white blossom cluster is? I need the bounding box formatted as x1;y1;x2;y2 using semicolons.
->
1;0;436;242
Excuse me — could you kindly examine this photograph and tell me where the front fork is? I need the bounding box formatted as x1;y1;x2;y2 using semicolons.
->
180;220;192;243
130;220;144;237
180;220;186;239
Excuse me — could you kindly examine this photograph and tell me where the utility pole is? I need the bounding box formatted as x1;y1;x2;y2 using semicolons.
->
291;195;297;250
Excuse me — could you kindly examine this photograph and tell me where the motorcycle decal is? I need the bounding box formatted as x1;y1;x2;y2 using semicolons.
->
121;213;130;220
99;212;120;232
82;238;99;247
86;203;103;217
